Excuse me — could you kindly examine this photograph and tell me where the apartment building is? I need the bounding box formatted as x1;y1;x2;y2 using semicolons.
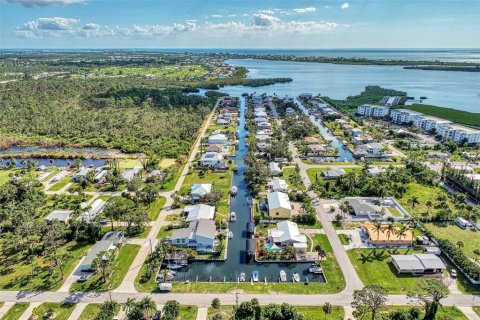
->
357;104;390;117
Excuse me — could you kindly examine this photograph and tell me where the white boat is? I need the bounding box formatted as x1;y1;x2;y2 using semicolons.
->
292;273;300;283
239;272;246;282
279;270;287;282
230;186;238;195
228;231;233;239
308;264;323;274
167;263;183;270
252;271;259;282
158;283;172;292
230;212;236;222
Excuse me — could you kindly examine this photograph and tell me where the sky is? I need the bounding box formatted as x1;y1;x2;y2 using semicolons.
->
0;0;479;49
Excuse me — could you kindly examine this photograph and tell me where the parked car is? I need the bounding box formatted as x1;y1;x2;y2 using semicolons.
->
451;269;457;278
77;274;92;282
152;311;162;320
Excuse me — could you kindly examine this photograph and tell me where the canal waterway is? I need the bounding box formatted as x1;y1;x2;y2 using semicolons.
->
174;96;326;283
0;157;105;168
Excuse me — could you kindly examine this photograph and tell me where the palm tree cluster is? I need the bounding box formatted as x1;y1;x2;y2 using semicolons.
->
369;219;412;243
123;297;157;320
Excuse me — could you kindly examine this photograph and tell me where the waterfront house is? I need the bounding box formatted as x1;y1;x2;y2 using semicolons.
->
73;167;92;182
199;152;224;168
255;117;269;123
208;133;229;145
286;107;295;116
269;220;307;251
170;218;216;252
267;191;292;218
77;199;106;222
184;204;215;222
191;183;212;202
122;167;141;182
354;143;386;158
44;210;74;224
322;168;346;179
351;128;363;137
80;231;124;272
205;144;225;153
255;110;268;118
364;223;414;246
252;95;263;104
257;122;272;130
216;118;229;126
270;178;289;193
93;169;108;183
391;254;446;274
269;162;282;176
304;136;322;145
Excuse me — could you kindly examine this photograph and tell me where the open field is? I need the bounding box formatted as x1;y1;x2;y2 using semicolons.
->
424;222;480;260
179;167;233;221
31;303;75;320
179;305;198;320
347;248;427;294
146;196;167;220
0;241;91;291
1;302;29;320
474;306;480;317
402;104;480;129
47;173;73;191
207;305;344;320
0;170;13;186
283;167;306;190
371;306;467;320
95;65;207;79
78;303;121;320
70;244;140;292
398;182;456;218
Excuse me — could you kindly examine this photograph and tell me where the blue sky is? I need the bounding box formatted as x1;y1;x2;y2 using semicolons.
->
1;0;479;48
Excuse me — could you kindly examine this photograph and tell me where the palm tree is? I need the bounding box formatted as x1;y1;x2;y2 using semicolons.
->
322;302;333;320
396;224;410;244
425;200;433;214
139;297;157;318
456;241;464;250
473;249;480;262
407;196;420;213
371;219;384;242
385;223;397;242
123;297;136;315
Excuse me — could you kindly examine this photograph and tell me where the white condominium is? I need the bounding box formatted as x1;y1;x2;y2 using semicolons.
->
357;104;390;117
391;109;480;145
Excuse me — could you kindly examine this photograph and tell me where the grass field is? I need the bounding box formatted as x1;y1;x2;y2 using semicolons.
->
0;302;29;320
157;225;174;239
474;307;480;317
179;167;233;221
100;225;151;239
306;168;359;187
207;305;344;320
402;104;480;129
146;196;166;220
338;234;350;245
78;303;120;320
374;306;467;320
48;173;73;191
0;240;91;291
31;303;76;320
283;167;306;190
0;170;12;185
95;65;207;79
70;244;140;292
179;305;198;320
398;182;455;218
347;248;427;294
424;222;480;260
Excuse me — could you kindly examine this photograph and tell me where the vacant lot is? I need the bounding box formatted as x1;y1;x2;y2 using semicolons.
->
78;303;121;320
207;305;344;320
31;303;76;320
1;302;29;320
425;222;480;260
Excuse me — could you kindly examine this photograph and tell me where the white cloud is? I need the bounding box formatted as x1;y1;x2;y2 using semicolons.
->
210;14;223;18
258;9;275;15
4;0;84;7
293;7;316;14
252;14;280;27
14;17;80;37
324;5;331;9
341;3;350;9
77;23;114;37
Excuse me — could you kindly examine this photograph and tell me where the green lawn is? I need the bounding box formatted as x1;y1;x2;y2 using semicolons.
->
0;170;13;185
0;240;91;291
70;244;140;292
306;168;359;187
208;305;344;320
48;174;73;191
101;225;151;239
347;248;427;294
31;302;76;320
338;234;350;245
283;167;306;190
157;226;174;239
78;303;120;320
398;182;455;218
179;167;233;221
424;222;480;260
146;196;166;220
474;307;480;317
1;302;29;320
179;305;198;320
376;306;467;320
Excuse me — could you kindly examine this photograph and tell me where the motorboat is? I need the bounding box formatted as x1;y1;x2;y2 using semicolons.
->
230;212;236;222
239;272;246;282
233;165;238;173
167;263;183;270
308;264;323;274
279;270;287;282
228;231;233;239
252;271;259;282
230;186;238;195
292;273;300;283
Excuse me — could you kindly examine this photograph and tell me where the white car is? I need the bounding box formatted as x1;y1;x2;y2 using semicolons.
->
450;269;457;278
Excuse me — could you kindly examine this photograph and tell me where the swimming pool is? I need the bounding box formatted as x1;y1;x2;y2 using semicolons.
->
266;242;283;252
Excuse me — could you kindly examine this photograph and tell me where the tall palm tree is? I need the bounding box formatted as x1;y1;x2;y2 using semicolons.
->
371;219;384;242
425;200;433;214
385;223;397;242
139;297;157;318
123;297;136;314
456;241;464;250
473;249;480;262
407;196;420;213
396;224;410;244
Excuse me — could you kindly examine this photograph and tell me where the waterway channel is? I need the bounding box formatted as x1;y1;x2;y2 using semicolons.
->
174;96;326;283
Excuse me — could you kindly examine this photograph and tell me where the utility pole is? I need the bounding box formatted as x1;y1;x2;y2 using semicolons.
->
236;291;239;307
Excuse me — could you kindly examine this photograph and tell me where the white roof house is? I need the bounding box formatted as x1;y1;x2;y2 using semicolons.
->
269;162;282;176
44;210;74;224
367;167;386;176
199;152;224;168
73;167;92;182
77;199;107;222
257;122;272;130
171;219;216;252
255;117;269;123
122;167;142;181
184;204;215;222
191;183;212;201
208;133;229;145
271;178;289;192
270;221;307;250
267;191;292;218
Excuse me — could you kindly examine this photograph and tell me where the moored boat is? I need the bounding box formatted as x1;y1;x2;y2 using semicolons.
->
239;272;246;282
292;273;300;283
230;186;238;195
308;264;323;274
230;212;236;222
252;271;259;282
279;270;287;282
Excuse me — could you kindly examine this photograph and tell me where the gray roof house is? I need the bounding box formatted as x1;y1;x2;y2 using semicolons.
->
322;168;346;179
122;167;142;182
80;231;124;272
391;254;446;274
77;199;106;222
343;197;381;217
73;167;92;182
44;210;74;224
170;219;216;252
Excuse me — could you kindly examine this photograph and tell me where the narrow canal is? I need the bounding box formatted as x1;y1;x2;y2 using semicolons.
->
175;96;326;283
